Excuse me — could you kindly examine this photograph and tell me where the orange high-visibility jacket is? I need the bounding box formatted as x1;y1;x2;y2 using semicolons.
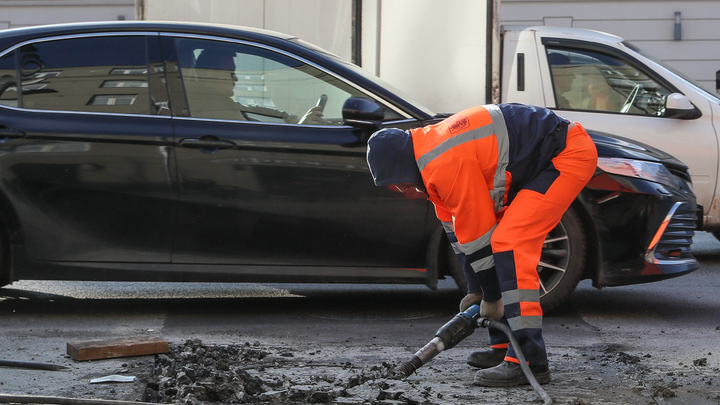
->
410;104;569;274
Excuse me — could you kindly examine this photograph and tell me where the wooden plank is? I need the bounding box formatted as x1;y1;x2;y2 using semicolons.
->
67;337;168;361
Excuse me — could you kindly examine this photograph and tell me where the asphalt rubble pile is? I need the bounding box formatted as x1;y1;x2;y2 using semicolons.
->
141;339;720;405
143;339;435;405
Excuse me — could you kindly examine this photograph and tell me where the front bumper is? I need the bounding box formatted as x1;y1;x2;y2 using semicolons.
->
580;171;699;288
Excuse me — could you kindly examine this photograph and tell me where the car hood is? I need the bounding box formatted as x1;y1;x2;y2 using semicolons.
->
588;130;688;171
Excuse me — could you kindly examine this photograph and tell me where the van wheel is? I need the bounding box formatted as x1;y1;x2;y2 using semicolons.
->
538;207;586;312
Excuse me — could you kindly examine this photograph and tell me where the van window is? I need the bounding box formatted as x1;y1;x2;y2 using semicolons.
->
547;48;672;117
15;36;151;114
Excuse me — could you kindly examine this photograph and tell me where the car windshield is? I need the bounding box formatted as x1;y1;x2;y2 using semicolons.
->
623;41;720;103
290;38;437;117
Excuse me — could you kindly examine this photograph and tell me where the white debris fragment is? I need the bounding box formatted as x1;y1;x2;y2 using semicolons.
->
89;374;137;384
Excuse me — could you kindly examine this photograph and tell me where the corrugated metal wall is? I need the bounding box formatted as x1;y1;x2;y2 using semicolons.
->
502;0;720;93
0;0;135;30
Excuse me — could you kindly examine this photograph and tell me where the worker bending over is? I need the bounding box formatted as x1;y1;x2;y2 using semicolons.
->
366;104;597;386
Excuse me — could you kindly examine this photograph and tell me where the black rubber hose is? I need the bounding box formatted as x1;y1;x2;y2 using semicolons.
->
481;319;553;405
0;393;155;405
0;359;68;371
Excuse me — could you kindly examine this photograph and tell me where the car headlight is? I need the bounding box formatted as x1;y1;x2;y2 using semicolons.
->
597;157;678;188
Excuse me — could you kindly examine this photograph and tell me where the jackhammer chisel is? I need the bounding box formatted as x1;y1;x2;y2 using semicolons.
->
393;304;552;405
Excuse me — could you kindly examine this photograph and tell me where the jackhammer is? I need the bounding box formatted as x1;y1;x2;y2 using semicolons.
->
393;304;552;405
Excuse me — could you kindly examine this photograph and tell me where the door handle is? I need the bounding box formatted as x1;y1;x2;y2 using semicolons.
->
0;128;26;139
179;137;236;150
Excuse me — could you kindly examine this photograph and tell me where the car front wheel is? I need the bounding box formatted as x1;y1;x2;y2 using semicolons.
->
0;225;8;288
447;206;587;312
538;207;586;311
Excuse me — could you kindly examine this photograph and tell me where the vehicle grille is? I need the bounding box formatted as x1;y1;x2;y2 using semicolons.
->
668;167;691;183
645;202;696;264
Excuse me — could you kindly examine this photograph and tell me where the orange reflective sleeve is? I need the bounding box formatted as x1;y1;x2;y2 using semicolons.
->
432;202;453;223
427;158;497;246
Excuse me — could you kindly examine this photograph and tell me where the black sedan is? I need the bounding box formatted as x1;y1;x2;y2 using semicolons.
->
0;21;698;310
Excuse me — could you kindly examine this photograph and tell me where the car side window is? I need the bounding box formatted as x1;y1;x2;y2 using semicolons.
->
175;37;401;125
547;48;672;116
14;36;151;114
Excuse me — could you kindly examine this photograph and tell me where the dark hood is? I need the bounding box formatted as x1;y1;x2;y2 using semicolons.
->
366;128;424;187
589;130;689;172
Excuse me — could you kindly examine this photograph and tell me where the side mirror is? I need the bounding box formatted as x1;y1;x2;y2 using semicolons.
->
341;98;385;147
342;97;384;131
665;93;702;119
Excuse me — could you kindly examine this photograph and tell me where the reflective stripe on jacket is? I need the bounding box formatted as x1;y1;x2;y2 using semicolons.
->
409;104;568;266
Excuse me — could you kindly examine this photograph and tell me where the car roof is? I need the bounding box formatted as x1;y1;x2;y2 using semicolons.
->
0;20;297;48
0;20;438;122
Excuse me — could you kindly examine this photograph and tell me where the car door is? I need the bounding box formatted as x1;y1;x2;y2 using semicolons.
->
164;35;429;267
0;33;176;263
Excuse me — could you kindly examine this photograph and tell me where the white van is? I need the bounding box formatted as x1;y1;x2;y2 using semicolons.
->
503;26;719;233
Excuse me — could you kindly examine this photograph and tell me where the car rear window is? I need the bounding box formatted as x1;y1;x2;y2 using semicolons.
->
12;35;151;115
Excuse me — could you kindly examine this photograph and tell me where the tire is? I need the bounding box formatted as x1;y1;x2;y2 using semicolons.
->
538;207;586;312
0;221;9;288
445;206;586;311
447;246;467;293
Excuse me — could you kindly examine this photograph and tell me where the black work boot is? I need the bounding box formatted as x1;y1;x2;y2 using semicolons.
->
473;360;551;387
466;348;507;368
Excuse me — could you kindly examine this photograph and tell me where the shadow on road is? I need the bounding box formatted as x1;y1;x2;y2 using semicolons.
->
0;283;465;320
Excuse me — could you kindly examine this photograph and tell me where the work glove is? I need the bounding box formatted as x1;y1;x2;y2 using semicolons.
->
480;298;504;321
459;292;483;312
